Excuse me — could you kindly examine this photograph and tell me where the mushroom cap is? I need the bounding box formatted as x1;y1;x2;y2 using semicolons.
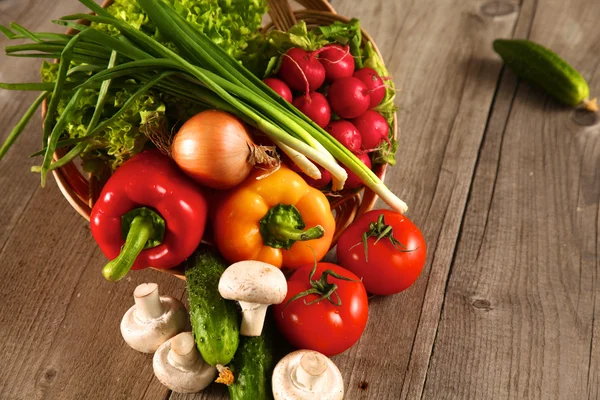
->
120;296;188;353
218;260;287;305
272;350;344;400
153;332;217;393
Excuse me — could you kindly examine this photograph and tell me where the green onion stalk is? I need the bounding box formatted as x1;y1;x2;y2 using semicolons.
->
0;0;408;214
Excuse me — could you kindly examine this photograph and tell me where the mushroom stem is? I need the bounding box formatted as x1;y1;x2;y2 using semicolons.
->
169;332;199;369
133;283;165;322
238;301;269;336
292;352;329;392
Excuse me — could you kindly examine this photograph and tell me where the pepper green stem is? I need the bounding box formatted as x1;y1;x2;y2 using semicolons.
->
102;207;165;282
102;216;153;282
268;224;325;243
259;204;325;250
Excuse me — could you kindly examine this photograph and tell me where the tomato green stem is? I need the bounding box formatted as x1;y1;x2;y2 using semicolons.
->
284;262;358;308
353;213;417;262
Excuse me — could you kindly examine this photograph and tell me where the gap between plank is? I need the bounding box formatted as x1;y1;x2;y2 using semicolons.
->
474;78;521;262
416;0;541;396
0;184;41;259
586;197;599;396
418;70;521;400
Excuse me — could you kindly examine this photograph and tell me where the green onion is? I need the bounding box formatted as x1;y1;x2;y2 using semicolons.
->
0;0;409;214
40;50;120;174
0;92;49;160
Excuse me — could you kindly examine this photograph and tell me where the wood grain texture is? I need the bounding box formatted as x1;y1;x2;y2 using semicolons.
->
0;2;183;400
2;0;598;399
422;0;600;399
325;1;519;399
0;0;56;259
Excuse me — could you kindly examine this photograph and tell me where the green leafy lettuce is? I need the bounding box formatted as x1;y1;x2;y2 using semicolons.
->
43;0;268;175
362;41;398;165
41;61;166;173
92;0;268;73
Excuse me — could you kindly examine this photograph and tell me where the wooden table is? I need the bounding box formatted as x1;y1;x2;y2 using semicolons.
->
1;0;599;398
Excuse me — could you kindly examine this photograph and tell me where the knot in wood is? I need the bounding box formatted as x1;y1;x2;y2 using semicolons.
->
472;299;492;311
572;109;599;126
35;365;58;391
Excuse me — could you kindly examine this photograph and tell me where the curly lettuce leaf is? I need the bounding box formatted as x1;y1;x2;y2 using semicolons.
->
41;61;166;172
42;0;268;175
262;21;333;77
362;41;398;165
92;0;268;73
363;42;396;118
316;18;362;68
266;21;329;52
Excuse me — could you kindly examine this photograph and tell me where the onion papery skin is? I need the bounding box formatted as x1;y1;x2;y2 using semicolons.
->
171;110;255;190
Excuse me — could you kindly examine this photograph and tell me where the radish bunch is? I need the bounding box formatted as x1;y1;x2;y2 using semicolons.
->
262;44;392;190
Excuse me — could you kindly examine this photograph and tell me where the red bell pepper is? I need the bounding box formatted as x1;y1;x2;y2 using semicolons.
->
90;149;207;281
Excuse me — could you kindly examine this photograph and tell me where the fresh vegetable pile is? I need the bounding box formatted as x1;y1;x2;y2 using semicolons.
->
0;0;428;398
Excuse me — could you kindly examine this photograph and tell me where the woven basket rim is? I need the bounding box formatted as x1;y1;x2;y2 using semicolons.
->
44;0;399;278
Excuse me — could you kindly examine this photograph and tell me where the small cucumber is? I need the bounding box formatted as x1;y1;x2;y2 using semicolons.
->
493;39;597;111
228;333;275;400
184;245;239;366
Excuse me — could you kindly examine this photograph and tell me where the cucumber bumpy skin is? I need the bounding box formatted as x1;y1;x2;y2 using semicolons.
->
184;246;240;367
228;334;275;400
493;39;597;112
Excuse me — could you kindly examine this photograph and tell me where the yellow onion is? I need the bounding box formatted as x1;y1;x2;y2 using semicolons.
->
171;110;276;189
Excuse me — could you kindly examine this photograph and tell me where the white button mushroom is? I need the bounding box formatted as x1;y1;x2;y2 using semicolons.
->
153;331;217;393
218;260;287;336
120;283;188;353
272;350;344;400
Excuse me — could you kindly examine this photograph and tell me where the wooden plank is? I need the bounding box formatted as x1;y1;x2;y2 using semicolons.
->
422;0;600;398
331;1;519;400
0;1;181;400
0;0;61;254
0;1;521;400
0;180;184;400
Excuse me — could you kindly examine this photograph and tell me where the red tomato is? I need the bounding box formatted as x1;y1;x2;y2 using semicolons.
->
273;262;368;356
336;210;426;295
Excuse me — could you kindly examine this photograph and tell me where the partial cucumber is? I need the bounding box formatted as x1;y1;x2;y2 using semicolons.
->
228;333;275;400
184;245;239;366
493;39;597;111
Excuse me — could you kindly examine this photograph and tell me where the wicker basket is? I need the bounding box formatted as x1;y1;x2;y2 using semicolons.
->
47;0;397;279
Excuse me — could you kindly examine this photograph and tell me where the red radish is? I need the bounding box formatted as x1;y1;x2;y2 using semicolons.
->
278;48;326;92
290;161;332;189
327;77;370;119
325;120;362;153
263;77;293;103
342;152;372;189
302;168;332;189
353;67;386;108
292;92;331;128
351;110;390;150
317;44;355;81
282;152;332;189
